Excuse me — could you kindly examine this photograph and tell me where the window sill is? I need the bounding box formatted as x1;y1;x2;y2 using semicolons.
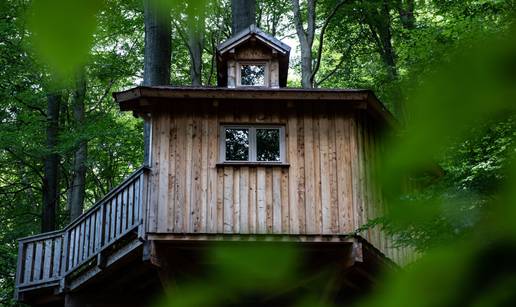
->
216;162;290;168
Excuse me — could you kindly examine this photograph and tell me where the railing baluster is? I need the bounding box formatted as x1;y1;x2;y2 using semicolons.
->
73;228;80;268
89;213;96;256
15;241;23;285
135;176;141;222
62;231;68;274
74;228;79;268
110;197;116;242
80;223;84;263
125;187;130;229
43;240;52;280
33;242;43;281
23;243;33;284
54;236;62;278
116;192;122;237
80;218;90;262
84;218;90;260
122;187;128;232
97;206;104;250
68;230;74;272
137;173;144;239
104;201;110;244
128;183;134;227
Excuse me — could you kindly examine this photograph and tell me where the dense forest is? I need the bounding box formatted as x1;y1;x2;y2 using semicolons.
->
1;0;515;306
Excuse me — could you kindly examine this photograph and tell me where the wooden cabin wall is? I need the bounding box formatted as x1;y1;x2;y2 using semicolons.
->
356;112;416;265
146;101;357;235
145;100;414;264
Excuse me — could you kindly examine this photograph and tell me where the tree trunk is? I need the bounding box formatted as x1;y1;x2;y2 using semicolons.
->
291;0;315;88
143;0;172;165
143;0;172;86
300;46;313;88
42;92;61;232
364;0;405;120
69;72;87;221
188;32;203;86
378;1;404;121
231;0;256;34
187;2;205;86
397;0;415;30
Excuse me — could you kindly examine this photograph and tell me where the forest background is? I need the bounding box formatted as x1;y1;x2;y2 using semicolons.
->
1;0;515;306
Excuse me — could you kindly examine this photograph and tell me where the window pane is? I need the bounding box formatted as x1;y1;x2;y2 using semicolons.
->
240;64;265;86
225;128;249;161
256;128;280;162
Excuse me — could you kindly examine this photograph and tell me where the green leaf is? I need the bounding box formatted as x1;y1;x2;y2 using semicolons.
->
27;0;103;79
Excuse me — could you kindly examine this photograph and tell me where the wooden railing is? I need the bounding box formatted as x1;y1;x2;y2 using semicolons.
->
16;230;63;289
16;167;148;291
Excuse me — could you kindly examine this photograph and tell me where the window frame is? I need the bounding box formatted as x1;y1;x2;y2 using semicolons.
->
236;61;269;87
220;124;286;164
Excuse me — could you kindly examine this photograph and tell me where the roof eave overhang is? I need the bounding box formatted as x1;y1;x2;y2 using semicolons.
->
113;86;397;127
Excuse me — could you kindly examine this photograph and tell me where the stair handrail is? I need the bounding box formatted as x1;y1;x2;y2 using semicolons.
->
17;229;64;243
63;166;149;232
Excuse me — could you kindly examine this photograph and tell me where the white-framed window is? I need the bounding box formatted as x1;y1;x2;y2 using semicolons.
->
237;62;268;87
220;125;285;163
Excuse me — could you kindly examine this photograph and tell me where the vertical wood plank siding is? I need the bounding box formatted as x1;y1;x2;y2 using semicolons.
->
149;102;379;236
147;101;416;265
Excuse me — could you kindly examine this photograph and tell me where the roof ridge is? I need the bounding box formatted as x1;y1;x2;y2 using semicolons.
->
217;24;291;54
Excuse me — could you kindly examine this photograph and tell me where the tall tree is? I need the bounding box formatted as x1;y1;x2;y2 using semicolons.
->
291;0;315;88
69;71;87;221
143;0;172;164
361;0;404;119
143;0;172;85
397;0;415;30
231;0;256;34
187;9;205;86
172;1;207;86
256;0;291;37
42;91;61;232
291;0;347;88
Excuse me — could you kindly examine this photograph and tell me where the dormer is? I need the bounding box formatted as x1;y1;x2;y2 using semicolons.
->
217;25;291;88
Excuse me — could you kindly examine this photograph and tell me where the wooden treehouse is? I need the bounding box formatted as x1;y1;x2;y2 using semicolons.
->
15;26;411;306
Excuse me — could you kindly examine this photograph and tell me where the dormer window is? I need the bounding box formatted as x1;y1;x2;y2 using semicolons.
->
216;25;291;88
239;63;267;87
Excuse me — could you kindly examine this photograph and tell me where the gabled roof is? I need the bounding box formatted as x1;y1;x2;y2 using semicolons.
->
217;24;291;55
216;25;291;88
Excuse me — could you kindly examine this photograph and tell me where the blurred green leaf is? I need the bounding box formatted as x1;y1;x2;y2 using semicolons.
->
381;20;516;222
157;284;219;307
358;11;516;307
210;244;299;291
27;0;103;79
156;243;301;306
359;245;472;307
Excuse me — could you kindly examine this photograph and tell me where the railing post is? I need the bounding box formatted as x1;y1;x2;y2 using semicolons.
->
59;231;69;292
99;200;106;249
14;241;24;296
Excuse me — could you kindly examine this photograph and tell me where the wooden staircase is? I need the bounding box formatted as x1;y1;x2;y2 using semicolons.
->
15;167;149;299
